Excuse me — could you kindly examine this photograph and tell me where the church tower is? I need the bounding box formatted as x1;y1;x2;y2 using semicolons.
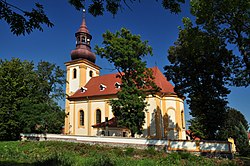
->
64;11;100;134
65;11;100;95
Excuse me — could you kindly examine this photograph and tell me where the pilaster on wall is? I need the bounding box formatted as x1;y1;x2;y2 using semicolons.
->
79;65;87;88
64;68;70;134
105;101;109;118
155;97;162;139
87;100;92;136
147;111;150;137
64;101;70;134
73;101;76;135
162;99;167;138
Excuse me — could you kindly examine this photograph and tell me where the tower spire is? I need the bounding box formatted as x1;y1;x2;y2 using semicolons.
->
70;9;96;63
83;8;86;20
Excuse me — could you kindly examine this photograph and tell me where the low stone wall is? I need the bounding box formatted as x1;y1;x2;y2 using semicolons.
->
20;133;233;158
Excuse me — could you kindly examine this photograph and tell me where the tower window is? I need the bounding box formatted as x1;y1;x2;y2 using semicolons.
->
82;36;86;44
80;110;84;126
96;109;101;124
77;37;80;44
89;70;93;77
73;68;77;79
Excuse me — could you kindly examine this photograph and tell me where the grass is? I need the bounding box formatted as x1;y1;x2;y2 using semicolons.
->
0;141;242;166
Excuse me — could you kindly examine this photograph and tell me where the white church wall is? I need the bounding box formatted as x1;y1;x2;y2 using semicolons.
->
90;100;106;135
168;109;176;128
69;66;80;93
165;97;177;110
68;102;75;135
74;101;89;135
86;66;98;83
108;104;113;118
146;97;157;137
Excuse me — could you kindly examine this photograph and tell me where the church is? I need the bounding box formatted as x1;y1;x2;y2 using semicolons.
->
64;15;186;140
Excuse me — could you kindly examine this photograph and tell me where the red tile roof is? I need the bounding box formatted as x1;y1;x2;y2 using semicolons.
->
92;117;119;128
151;66;175;94
69;66;175;99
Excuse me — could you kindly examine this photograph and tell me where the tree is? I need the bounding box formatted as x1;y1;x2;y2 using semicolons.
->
1;0;185;36
69;0;185;16
235;122;250;156
190;0;250;86
164;19;234;139
219;107;249;139
0;58;65;140
188;117;205;140
95;28;159;136
35;61;65;102
218;108;249;155
19;100;65;134
0;58;36;140
0;1;53;35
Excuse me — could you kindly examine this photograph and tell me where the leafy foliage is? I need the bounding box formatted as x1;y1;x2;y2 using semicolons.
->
218;108;250;156
0;59;36;140
1;0;185;35
219;108;249;140
0;1;53;35
164;19;234;139
188;117;206;140
69;0;186;16
190;0;250;86
0;58;65;140
95;28;159;136
234;122;250;156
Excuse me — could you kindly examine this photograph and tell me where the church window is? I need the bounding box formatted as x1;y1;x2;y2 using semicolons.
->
73;68;77;79
96;109;101;124
89;70;93;77
82;36;86;44
80;110;84;126
77;37;80;44
181;110;185;129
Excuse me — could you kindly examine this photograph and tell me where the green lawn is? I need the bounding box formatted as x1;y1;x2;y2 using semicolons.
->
0;141;241;166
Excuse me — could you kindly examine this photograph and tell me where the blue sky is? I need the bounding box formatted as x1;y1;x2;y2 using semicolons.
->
1;0;249;126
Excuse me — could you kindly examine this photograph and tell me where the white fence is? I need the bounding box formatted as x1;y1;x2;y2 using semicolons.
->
21;134;233;157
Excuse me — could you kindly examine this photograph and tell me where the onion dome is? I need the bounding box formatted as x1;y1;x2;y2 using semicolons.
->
70;11;96;63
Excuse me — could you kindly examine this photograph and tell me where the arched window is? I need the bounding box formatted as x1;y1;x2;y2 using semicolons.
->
77;37;80;44
73;68;77;79
89;70;93;77
96;109;101;124
181;110;185;129
80;110;84;126
82;36;86;44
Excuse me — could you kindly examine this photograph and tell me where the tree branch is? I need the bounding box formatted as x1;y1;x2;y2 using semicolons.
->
0;0;25;13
